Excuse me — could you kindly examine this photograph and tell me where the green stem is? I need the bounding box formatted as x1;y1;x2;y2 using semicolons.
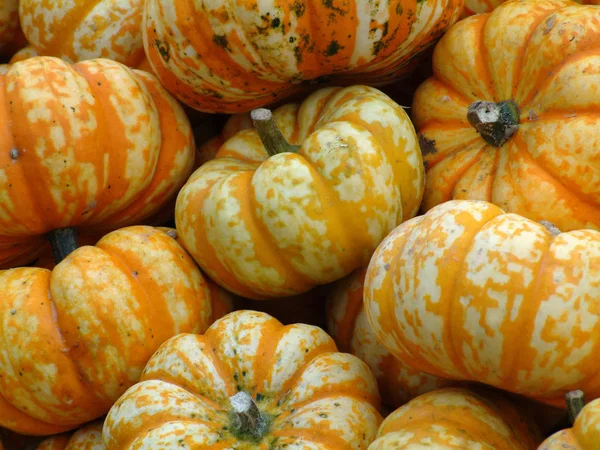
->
466;100;520;147
566;390;585;425
251;108;301;157
47;228;78;264
229;391;270;442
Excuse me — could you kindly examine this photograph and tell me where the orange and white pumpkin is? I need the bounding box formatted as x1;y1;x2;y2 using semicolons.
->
175;85;424;299
35;421;104;449
103;310;382;448
143;0;464;113
19;0;146;67
0;56;194;268
0;226;232;436
412;0;600;231
365;199;600;407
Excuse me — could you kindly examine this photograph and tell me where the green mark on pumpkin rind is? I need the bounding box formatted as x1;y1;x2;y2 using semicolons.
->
324;40;343;57
291;0;306;17
154;39;170;62
213;34;231;51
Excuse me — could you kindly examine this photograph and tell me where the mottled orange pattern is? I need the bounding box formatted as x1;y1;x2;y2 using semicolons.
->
365;199;600;407
0;226;233;436
36;421;104;449
369;387;541;449
412;0;600;231
143;0;463;113
539;398;600;449
0;56;195;268
462;0;599;17
103;310;382;449
327;267;452;409
176;85;424;299
19;0;145;66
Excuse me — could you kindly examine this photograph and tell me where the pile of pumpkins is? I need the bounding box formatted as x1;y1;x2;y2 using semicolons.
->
0;0;599;448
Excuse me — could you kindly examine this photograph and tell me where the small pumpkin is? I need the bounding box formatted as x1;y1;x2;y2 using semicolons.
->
369;387;541;449
539;390;600;450
35;421;103;450
19;0;146;67
461;0;599;17
0;56;195;268
103;310;382;448
143;0;463;113
176;85;424;299
364;199;600;407
0;226;233;436
327;267;452;409
412;0;600;231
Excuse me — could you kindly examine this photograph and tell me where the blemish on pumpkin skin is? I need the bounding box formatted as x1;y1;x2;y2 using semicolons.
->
418;135;437;157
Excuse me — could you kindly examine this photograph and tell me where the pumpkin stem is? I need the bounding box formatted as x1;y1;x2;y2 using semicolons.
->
47;228;78;264
229;391;270;442
539;220;561;236
566;390;585;425
251;108;301;156
467;100;520;147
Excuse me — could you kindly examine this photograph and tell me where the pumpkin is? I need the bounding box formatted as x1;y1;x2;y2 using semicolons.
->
18;0;146;67
142;0;463;113
176;85;424;299
411;0;600;231
0;56;195;268
364;199;600;407
327;267;452;409
369;387;541;449
33;421;103;450
539;390;600;449
0;225;233;436
103;310;382;448
0;0;26;57
461;0;599;17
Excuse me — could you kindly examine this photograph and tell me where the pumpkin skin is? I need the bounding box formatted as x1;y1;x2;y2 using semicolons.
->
19;0;146;67
327;267;452;409
0;226;233;436
364;199;600;407
412;0;600;231
539;398;600;450
462;0;599;17
369;387;541;449
103;310;382;448
0;56;195;268
35;421;103;450
175;85;424;299
143;0;463;113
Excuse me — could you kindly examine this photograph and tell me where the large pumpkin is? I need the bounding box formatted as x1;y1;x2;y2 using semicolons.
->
0;56;194;268
462;0;599;17
18;0;146;67
364;199;600;407
0;226;233;436
412;0;600;231
103;310;382;448
176;85;424;299
369;387;541;449
143;0;463;113
327;267;452;409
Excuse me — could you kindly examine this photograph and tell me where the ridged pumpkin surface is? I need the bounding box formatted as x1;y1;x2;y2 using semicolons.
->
36;421;104;450
0;0;25;56
539;398;600;449
412;0;600;231
176;85;424;299
143;0;463;113
327;267;451;409
103;310;382;449
364;199;600;407
369;388;541;449
462;0;599;17
0;226;232;436
0;56;195;268
19;0;145;66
